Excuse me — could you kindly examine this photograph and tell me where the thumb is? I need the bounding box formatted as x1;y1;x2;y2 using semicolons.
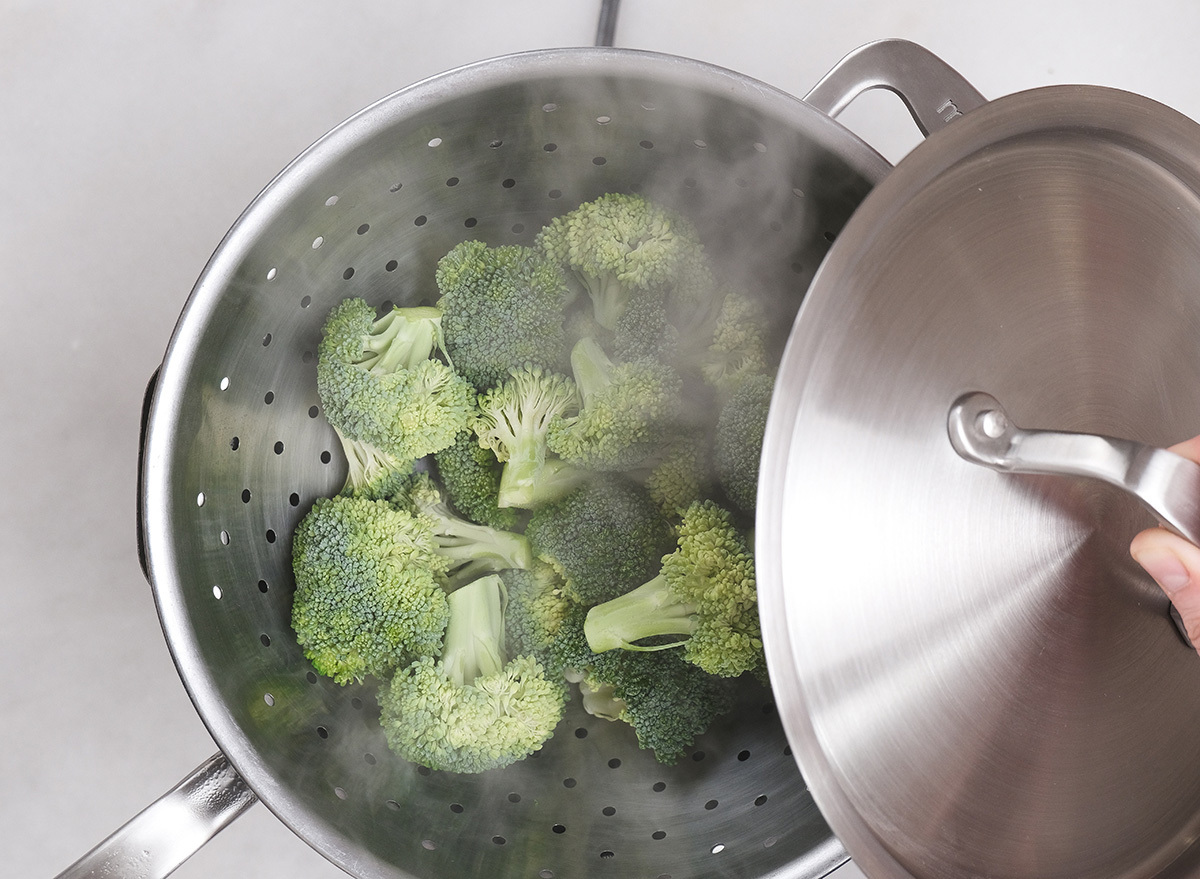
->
1129;434;1200;654
1130;529;1200;650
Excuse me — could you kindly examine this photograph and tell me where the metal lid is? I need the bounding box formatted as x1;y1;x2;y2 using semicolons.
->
759;84;1200;879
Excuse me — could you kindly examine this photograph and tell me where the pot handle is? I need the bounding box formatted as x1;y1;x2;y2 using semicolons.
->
135;367;159;583
805;39;986;137
53;752;258;879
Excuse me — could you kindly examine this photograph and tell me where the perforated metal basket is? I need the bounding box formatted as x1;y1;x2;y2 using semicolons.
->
61;44;957;879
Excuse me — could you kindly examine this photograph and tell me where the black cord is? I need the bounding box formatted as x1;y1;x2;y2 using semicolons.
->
595;0;621;46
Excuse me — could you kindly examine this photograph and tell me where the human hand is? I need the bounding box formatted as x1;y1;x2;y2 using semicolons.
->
1129;435;1200;654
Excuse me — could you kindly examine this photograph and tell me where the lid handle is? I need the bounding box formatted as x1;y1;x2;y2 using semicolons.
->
948;391;1200;544
949;391;1200;648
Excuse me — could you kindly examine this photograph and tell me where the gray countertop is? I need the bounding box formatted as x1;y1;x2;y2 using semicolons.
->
7;1;1200;876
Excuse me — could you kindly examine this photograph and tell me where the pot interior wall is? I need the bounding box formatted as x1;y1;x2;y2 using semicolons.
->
141;49;879;879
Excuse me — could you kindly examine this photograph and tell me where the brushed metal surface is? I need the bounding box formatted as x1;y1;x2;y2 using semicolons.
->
760;85;1200;879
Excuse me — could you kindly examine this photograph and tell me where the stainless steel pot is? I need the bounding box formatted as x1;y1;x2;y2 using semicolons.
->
761;74;1200;879
57;41;983;879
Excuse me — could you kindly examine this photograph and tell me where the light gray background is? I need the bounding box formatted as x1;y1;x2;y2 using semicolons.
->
6;2;1200;877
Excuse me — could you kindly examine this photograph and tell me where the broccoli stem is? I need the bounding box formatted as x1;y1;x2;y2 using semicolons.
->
435;523;533;592
497;429;547;507
440;574;507;687
585;273;632;330
433;525;532;569
583;574;697;653
569;337;614;409
577;677;626;721
333;427;409;499
498;455;585;509
360;306;444;374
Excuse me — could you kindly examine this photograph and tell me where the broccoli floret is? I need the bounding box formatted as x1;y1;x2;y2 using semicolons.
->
317;299;474;467
393;472;533;591
320;298;449;376
583;500;762;678
713;374;773;516
581;644;736;764
546;337;682;471
433;429;520;530
659;285;769;398
502;571;595;680
550;608;735;763
611;283;675;365
536;193;708;330
378;574;566;773
472;365;588;509
563;300;609;353
700;291;770;397
290;495;450;685
501;562;573;667
660;250;719;329
436;241;572;390
641;433;712;518
332;427;414;500
525;477;675;606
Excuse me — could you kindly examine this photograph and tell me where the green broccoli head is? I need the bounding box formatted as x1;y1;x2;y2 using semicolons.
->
658;284;770;399
501;562;573;668
583;499;762;678
545;605;735;764
319;298;449;375
290;495;450;685
659;249;719;331
581;643;736;764
317;299;475;464
433;429;520;531
436;241;572;391
713;373;774;517
700;291;770;397
641;433;713;519
392;471;533;591
536;193;708;330
610;282;676;365
332;427;413;500
472;365;588;509
503;571;595;681
525;477;676;606
546;337;683;471
378;574;566;773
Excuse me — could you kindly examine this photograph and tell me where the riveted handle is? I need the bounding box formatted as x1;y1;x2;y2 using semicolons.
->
948;391;1200;545
805;39;986;138
949;391;1200;648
